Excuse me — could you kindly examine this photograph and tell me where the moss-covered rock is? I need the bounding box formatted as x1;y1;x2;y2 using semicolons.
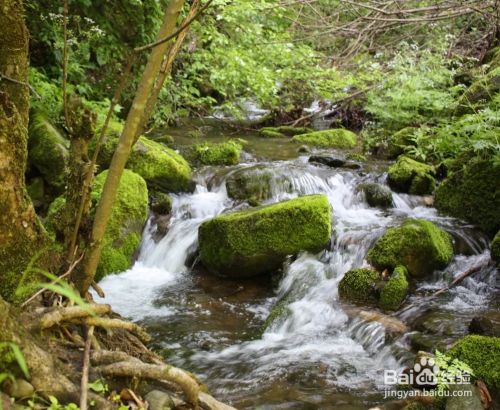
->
448;335;500;389
184;140;242;166
225;167;278;206
28;111;69;190
292;129;357;149
358;183;393;208
456;67;500;114
346;153;367;162
45;171;148;280
338;268;380;305
93;134;192;193
388;156;435;195
259;126;312;138
367;219;453;278
492;231;500;263
387;127;417;159
198;195;332;277
379;266;409;311
91;170;148;280
435;156;500;236
150;191;172;215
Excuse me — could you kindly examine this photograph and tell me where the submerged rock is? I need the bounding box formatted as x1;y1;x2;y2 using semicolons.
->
367;219;453;278
379;265;409;311
184;140;242;166
28;111;69;190
387;156;435;195
447;335;500;390
198;195;332;277
338;268;380;305
94;134;192;193
292;129;357;148
435;156;500;236
358;182;393;208
259;126;312;138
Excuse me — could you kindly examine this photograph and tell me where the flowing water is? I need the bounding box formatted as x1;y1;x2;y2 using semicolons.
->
96;139;498;409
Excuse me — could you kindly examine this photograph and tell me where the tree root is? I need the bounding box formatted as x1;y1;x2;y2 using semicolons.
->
92;350;200;407
79;317;151;343
38;304;111;329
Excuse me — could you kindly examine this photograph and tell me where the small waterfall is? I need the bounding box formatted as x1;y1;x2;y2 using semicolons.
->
96;157;497;408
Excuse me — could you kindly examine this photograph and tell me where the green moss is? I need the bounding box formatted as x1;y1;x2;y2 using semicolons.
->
261;296;293;333
492;231;500;263
379;266;409;311
91;170;148;280
388;156;435;195
92;134;192;193
387;127;417;159
259;126;312;138
44;196;66;240
198;195;332;277
292;129;357;149
27;177;44;204
447;335;500;389
154;134;175;145
367;219;453;278
184;140;242;166
456;66;500;114
338;268;380;304
358;183;393;208
346;153;367;161
28;110;69;190
435;156;500;236
225;167;287;206
151;191;172;215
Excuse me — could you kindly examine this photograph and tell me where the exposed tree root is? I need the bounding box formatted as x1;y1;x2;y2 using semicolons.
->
38;304;111;329
79;317;150;343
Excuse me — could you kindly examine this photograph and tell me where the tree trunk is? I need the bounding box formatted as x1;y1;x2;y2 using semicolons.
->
0;0;50;302
74;0;186;295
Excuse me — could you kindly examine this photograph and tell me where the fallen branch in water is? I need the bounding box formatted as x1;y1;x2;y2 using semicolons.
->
431;265;483;297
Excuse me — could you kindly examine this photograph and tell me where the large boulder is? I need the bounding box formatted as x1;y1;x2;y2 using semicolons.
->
292;129;357;148
435;156;500;236
46;170;148;280
367;219;453;278
94;134;192;193
183;140;242;166
198;195;332;277
447;335;500;390
387;156;435;195
28;111;69;190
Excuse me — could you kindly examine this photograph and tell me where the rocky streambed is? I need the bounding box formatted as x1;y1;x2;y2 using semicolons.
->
94;133;499;409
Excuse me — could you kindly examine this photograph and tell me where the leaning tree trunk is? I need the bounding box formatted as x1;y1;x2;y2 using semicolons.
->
74;0;186;295
0;0;50;302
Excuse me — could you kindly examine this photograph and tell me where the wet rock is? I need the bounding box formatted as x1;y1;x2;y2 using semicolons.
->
367;219;453;278
356;310;408;334
292;129;357;148
297;145;310;153
469;316;500;337
145;390;175;410
151;192;172;215
309;155;346;168
358;183;393;208
198;195;332;277
388;156;435;195
338;268;380;305
435;156;500;236
491;230;500;263
445;383;483;410
409;332;446;353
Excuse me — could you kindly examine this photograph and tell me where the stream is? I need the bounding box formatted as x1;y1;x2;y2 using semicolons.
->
95;129;499;409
